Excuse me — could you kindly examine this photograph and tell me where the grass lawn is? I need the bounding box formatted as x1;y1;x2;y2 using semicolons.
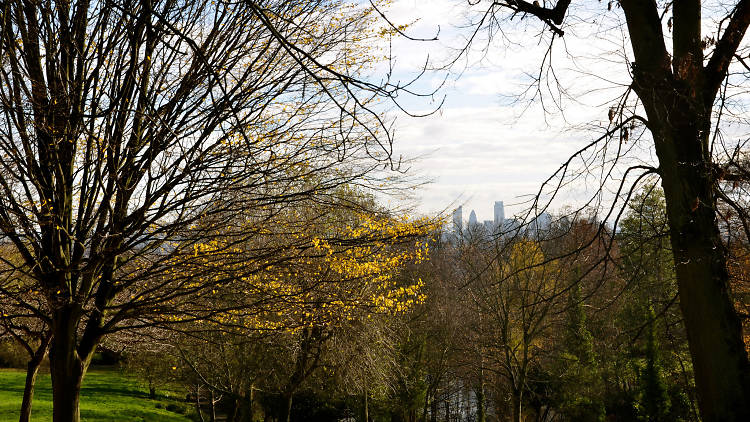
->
0;367;195;421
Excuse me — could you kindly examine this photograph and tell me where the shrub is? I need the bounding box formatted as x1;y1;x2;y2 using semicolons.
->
0;340;27;368
165;403;186;414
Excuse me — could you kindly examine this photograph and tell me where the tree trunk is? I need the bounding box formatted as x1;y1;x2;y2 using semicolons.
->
49;320;90;422
647;106;750;421
511;390;522;422
195;386;206;422
284;392;293;422
227;399;239;422
18;336;49;422
209;389;216;422
475;384;485;422
620;2;750;417
19;361;40;422
364;389;369;422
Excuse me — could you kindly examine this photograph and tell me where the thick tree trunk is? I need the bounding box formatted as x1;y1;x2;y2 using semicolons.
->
48;307;97;422
49;342;85;422
620;0;750;417
649;106;750;421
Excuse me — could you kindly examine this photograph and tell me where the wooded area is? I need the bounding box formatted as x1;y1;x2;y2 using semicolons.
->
1;0;750;421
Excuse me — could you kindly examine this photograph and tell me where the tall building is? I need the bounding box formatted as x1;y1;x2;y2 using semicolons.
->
494;201;505;227
468;210;478;227
452;206;463;234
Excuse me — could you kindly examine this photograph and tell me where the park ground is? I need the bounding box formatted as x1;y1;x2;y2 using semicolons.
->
0;368;194;422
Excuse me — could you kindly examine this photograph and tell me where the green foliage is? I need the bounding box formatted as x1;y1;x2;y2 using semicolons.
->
386;333;429;422
609;184;696;422
553;284;605;422
635;307;670;422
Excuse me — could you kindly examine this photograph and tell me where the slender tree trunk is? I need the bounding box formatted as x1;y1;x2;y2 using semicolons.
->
244;385;254;422
195;386;206;422
209;389;216;422
284;392;293;422
364;388;369;422
430;397;437;422
475;384;485;422
227;399;238;422
19;334;50;422
19;361;41;422
511;390;522;422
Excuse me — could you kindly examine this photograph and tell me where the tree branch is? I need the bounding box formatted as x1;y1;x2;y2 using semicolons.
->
705;0;750;102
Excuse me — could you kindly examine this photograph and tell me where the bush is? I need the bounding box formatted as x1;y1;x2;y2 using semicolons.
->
165;403;186;414
0;340;27;368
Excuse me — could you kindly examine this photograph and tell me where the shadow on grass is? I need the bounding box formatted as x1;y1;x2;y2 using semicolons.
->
80;408;193;422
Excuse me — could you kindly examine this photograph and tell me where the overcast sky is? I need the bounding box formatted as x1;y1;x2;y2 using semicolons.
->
375;0;648;222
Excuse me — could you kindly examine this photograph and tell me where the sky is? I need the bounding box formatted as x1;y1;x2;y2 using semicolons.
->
373;0;646;222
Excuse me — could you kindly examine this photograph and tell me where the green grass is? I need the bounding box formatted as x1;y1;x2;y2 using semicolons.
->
0;367;194;421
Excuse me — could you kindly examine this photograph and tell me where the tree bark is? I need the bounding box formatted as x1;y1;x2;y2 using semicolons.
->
49;313;93;422
19;333;50;422
511;390;522;422
49;344;85;422
364;388;369;422
18;361;41;422
195;386;206;422
656;122;750;421
227;399;238;422
209;389;216;422
617;0;750;418
284;391;293;422
475;384;485;422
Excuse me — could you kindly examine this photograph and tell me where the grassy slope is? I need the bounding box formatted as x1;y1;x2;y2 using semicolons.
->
0;368;194;422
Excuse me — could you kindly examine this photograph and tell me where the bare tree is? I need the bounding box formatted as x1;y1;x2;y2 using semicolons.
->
433;1;750;419
0;1;412;421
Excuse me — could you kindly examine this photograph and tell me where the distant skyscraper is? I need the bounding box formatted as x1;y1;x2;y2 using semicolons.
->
468;210;478;227
494;201;505;226
452;206;463;234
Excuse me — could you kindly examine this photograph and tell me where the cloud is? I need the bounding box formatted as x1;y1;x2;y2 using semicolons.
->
377;1;653;221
